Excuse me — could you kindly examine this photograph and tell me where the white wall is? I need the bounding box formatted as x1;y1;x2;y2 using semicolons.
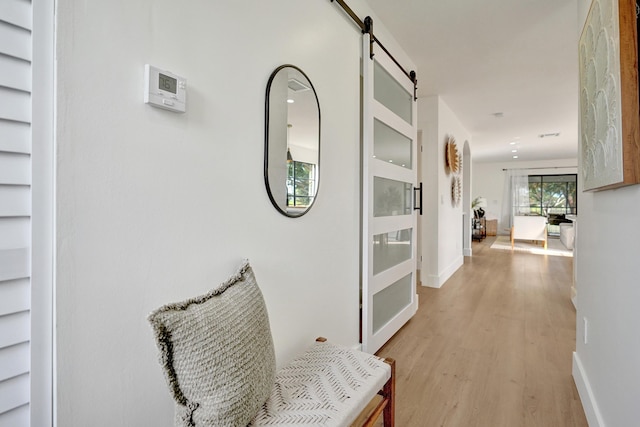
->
53;1;414;425
419;96;471;287
572;1;640;426
472;158;577;234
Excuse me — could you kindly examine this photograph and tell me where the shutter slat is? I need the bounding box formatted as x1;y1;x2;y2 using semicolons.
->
0;121;30;154
0;87;30;124
0;55;30;92
0;186;30;217
0;402;28;427
0;153;30;185
0;342;29;382
0;311;29;350
0;279;29;317
0;21;31;62
0;0;31;31
0;3;31;424
0;218;29;249
0;373;29;416
0;249;29;282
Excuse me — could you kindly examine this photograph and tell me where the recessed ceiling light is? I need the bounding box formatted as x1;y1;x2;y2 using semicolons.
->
509;141;517;145
389;160;393;163
513;155;519;159
512;149;518;153
287;99;294;104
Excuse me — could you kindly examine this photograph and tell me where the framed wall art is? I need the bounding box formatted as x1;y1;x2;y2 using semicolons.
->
579;0;640;191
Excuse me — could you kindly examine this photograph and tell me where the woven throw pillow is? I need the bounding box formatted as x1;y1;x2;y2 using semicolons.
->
148;260;276;427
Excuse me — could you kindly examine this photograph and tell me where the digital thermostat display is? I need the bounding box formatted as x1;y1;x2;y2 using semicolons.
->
159;73;177;94
144;64;186;113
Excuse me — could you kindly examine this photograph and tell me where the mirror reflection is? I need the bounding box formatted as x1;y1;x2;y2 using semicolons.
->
265;65;320;217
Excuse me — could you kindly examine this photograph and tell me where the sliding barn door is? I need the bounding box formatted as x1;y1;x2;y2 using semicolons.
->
361;33;418;353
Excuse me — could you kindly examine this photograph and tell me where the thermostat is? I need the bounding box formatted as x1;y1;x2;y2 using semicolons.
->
144;64;187;113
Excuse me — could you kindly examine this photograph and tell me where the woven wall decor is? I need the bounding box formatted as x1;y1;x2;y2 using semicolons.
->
451;175;461;206
445;136;459;174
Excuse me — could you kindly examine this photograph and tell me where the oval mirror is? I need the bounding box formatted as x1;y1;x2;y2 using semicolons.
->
264;65;320;217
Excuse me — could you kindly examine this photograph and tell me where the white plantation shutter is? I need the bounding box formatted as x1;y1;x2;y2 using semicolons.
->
0;0;33;426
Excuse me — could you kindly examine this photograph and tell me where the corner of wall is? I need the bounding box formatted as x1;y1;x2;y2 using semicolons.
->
423;255;464;288
423;274;442;288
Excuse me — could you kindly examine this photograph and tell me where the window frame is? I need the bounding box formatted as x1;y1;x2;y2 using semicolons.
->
286;160;317;208
526;174;578;217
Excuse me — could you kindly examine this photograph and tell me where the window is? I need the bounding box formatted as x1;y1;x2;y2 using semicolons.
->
287;161;316;208
527;174;577;234
527;174;577;215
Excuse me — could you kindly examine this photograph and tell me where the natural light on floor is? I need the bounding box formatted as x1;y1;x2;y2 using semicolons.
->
490;236;574;257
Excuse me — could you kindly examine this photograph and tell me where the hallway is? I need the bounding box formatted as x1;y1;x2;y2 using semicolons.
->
375;237;587;426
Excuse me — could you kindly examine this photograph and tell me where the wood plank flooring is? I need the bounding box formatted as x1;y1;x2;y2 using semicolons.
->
374;237;587;427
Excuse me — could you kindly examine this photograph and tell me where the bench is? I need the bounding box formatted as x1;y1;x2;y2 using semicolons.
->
250;337;395;426
148;260;395;427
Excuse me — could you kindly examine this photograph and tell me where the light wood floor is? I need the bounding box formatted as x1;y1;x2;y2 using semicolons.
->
374;237;587;427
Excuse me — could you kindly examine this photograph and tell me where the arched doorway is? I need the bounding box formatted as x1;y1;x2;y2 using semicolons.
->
462;140;472;256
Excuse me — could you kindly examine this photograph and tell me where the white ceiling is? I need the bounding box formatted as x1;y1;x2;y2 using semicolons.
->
364;0;579;163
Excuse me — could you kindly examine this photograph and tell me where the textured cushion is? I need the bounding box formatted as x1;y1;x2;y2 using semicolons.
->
250;341;391;426
148;260;276;427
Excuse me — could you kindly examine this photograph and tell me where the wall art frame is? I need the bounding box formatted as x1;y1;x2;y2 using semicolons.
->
579;0;640;191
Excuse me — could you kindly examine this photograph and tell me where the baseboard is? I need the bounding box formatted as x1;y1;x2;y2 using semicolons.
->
573;352;605;427
463;247;472;257
423;256;463;288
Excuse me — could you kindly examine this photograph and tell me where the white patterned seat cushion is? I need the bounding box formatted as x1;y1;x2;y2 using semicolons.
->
250;341;391;426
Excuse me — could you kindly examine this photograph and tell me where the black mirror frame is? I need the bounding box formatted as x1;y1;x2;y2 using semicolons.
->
264;64;321;218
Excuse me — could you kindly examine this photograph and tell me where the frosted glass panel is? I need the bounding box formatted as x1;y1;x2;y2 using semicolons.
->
373;274;412;333
374;119;412;170
373;228;412;275
374;60;412;124
373;177;412;217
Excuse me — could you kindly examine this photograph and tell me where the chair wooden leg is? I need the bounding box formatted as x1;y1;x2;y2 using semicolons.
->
382;358;395;427
510;226;515;249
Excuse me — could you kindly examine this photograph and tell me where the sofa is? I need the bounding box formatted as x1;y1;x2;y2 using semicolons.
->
559;222;574;250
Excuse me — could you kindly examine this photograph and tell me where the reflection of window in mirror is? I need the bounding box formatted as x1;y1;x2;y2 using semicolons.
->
287;161;317;209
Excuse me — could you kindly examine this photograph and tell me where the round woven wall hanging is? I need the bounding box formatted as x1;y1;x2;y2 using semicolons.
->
445;136;460;174
451;175;462;206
